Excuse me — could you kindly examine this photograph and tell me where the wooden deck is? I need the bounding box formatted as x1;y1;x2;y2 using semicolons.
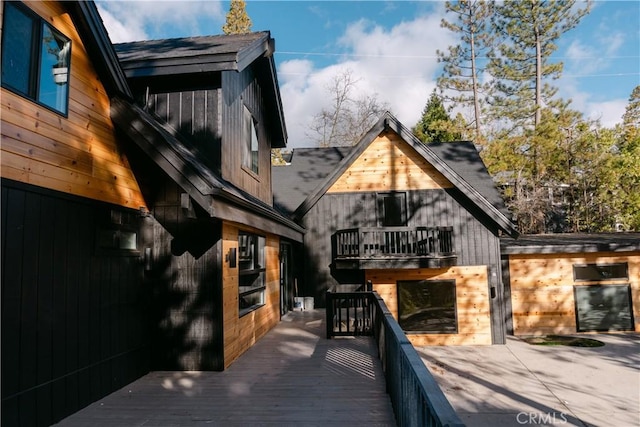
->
54;309;397;426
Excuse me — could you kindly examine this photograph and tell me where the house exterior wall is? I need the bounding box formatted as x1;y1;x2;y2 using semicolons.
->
366;266;492;345
222;222;281;368
507;251;640;335
142;84;223;174
1;2;152;425
221;67;274;205
1;180;151;426
300;131;506;344
327;132;453;193
0;0;146;211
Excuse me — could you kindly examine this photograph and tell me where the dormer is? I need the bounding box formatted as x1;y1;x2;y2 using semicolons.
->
114;32;286;205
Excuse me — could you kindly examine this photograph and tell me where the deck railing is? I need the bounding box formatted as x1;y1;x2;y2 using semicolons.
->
326;290;465;427
335;226;455;258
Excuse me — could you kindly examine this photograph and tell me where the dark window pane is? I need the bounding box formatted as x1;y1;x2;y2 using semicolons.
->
398;280;457;333
378;192;406;226
243;106;259;174
1;3;34;94
574;285;633;332
573;263;628;281
39;23;70;113
238;232;266;315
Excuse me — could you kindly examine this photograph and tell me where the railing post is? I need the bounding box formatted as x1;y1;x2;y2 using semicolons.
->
325;290;334;339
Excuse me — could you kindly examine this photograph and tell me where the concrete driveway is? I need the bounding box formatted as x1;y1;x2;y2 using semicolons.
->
416;334;639;427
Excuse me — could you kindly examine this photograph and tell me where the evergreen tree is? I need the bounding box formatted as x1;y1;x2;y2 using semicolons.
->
437;0;495;142
488;0;589;133
622;85;640;147
613;85;640;230
413;90;462;143
222;0;252;35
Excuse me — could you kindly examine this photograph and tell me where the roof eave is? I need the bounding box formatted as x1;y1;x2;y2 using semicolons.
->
67;1;132;99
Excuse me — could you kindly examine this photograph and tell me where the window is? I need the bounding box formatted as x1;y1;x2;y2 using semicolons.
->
377;192;407;226
238;232;266;315
1;2;71;115
573;263;628;282
397;280;457;333
574;285;634;332
243;106;259;174
95;209;139;256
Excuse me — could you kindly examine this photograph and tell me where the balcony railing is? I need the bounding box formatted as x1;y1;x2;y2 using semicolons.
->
326;290;465;427
333;226;456;269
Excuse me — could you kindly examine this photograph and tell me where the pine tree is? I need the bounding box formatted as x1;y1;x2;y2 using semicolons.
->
437;0;494;143
488;0;589;132
413;90;463;143
222;0;252;35
613;85;640;230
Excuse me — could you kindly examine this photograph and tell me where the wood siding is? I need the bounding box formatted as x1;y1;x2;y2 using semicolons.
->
145;87;222;172
0;1;146;210
327;132;454;193
508;252;640;336
366;266;492;345
221;68;273;205
1;181;151;427
300;131;506;343
301;189;502;299
222;222;280;368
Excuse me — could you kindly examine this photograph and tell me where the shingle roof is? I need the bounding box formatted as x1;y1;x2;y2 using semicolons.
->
114;32;271;75
427;142;512;219
272;147;352;215
501;233;640;254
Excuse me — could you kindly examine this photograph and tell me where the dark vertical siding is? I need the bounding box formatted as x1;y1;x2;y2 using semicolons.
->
144;176;224;372
1;180;151;427
221;67;273;204
302;189;504;312
146;87;222;173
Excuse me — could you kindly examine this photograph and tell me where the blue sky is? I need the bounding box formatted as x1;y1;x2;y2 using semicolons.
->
97;1;640;148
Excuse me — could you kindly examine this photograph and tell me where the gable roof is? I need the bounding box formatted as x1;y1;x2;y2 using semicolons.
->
114;31;287;147
273;112;518;238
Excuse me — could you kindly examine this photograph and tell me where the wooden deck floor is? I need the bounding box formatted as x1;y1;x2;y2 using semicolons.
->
54;309;396;426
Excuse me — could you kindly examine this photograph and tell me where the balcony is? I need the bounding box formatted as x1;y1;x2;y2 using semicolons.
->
333;226;457;270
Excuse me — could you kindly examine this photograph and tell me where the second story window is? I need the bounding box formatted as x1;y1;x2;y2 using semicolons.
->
1;2;71;115
377;192;407;226
243;106;259;175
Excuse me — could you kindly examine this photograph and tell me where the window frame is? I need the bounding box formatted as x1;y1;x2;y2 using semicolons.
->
1;1;72;116
377;192;407;227
573;263;629;282
397;279;458;334
95;209;140;257
238;231;266;316
242;105;260;176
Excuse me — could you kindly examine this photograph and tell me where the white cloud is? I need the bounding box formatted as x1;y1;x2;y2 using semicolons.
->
584;99;627;128
97;6;148;43
96;0;224;43
279;10;454;148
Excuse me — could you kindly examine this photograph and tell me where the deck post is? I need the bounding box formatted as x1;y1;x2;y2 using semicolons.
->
325;290;334;339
